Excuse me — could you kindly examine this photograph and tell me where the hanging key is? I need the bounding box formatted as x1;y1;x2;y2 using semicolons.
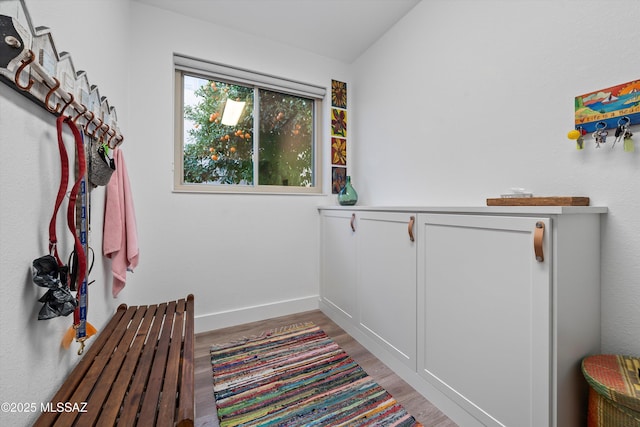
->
592;122;608;148
576;127;585;150
613;117;630;148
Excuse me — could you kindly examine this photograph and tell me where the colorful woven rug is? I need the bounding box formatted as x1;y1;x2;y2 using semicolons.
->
211;322;423;427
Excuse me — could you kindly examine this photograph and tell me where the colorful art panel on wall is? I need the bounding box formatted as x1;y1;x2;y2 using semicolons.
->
331;80;348;194
331;108;347;137
332;167;347;194
331;137;346;165
331;80;347;109
575;79;640;132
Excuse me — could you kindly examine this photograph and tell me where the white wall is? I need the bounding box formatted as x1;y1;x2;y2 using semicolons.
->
123;2;350;331
2;0;639;425
0;1;349;424
0;1;130;425
1;1;351;423
352;0;640;356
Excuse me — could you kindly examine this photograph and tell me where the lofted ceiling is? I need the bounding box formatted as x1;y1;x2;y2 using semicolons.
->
134;0;421;63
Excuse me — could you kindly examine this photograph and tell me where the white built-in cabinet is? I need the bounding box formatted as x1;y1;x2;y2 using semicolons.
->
319;206;606;427
320;210;417;369
321;210;358;319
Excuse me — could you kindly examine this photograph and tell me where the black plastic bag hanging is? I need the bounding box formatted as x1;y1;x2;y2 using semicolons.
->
88;138;115;186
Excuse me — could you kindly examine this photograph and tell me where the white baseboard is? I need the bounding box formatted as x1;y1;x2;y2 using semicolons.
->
195;295;320;333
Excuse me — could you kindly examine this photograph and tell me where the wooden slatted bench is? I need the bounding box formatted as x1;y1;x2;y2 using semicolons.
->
34;294;195;427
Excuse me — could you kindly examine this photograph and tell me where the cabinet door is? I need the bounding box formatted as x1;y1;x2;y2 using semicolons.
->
358;212;417;369
321;210;358;319
417;214;551;427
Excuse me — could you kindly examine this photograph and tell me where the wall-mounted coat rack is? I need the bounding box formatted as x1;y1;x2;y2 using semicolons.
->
0;0;123;147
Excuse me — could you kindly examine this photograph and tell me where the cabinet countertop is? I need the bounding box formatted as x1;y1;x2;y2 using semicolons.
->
318;205;608;215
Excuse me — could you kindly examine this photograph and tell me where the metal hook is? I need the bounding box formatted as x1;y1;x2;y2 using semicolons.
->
77;337;86;356
99;124;110;141
14;49;35;91
106;129;116;146
110;134;123;149
59;92;74;116
72;104;87;124
91;118;103;138
44;77;61;113
83;111;95;133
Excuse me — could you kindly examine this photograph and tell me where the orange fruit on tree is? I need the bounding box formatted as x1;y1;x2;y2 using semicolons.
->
211;154;218;161
230;146;236;153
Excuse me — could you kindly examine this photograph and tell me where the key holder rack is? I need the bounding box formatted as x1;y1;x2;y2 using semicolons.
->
0;0;123;147
569;78;640;151
569;117;636;151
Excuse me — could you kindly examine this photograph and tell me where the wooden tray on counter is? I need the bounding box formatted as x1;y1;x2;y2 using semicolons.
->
486;196;590;206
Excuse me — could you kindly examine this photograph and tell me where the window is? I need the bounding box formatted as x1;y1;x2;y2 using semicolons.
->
174;55;325;194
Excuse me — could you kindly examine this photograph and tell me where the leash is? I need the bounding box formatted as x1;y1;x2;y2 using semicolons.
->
63;116;87;298
55;115;97;354
35;116;83;320
32;116;76;319
73;131;90;354
49;116;71;267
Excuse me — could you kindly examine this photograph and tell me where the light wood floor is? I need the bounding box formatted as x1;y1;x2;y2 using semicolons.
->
194;309;457;427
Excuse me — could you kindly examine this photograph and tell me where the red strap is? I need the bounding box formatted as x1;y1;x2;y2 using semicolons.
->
50;116;87;295
49;115;70;266
65;118;87;297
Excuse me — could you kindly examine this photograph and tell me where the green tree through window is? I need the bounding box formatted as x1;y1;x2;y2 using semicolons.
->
181;75;315;188
184;77;254;184
258;90;313;186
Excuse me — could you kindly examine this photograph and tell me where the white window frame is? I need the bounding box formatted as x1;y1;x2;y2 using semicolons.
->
173;54;325;194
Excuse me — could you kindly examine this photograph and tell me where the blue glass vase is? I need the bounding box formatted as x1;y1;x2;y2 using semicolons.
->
338;176;358;206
